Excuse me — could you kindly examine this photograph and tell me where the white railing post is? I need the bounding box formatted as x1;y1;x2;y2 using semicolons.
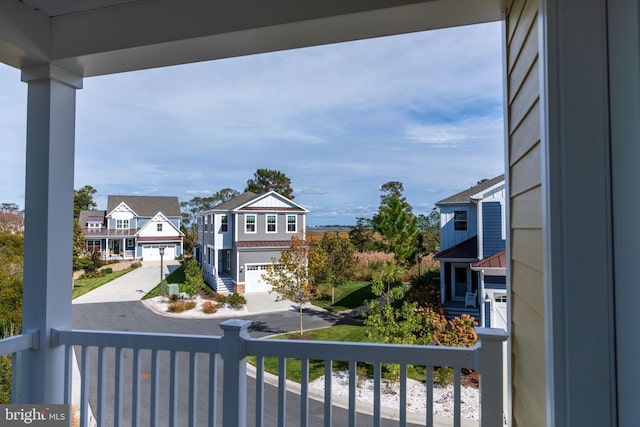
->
220;319;252;427
476;328;508;427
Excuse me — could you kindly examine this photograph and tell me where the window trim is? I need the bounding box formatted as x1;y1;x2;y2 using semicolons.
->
266;214;277;233
221;215;228;232
245;214;256;233
453;210;468;231
286;215;297;233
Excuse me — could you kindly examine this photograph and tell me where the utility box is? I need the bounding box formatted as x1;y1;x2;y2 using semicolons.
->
167;284;179;296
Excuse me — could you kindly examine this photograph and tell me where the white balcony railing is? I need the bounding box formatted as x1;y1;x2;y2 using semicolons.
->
1;321;507;427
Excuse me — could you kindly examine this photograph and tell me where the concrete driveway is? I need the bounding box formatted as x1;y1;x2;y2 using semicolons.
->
73;260;181;304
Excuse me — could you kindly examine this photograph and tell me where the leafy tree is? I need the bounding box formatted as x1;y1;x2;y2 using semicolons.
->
72;220;86;271
181;224;197;257
262;234;319;334
417;208;440;254
74;185;97;219
184;259;205;297
371;261;405;305
372;182;420;265
0;203;19;213
245;168;294;199
317;232;356;304
348;217;376;252
0;233;23;332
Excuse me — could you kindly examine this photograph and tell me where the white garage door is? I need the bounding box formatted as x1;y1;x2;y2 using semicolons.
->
244;264;272;293
493;293;508;331
142;245;175;261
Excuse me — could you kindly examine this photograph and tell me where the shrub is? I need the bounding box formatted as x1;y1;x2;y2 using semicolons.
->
184;259;205;296
214;294;228;304
227;293;246;309
101;267;113;275
167;300;196;313
78;270;106;279
130;262;142;268
434;366;454;386
201;301;218;314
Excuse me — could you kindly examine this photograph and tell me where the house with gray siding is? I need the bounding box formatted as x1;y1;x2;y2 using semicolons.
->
196;191;308;294
79;195;184;261
433;175;506;329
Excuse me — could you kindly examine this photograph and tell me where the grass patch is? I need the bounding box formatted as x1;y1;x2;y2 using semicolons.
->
72;268;135;299
312;281;375;313
142;265;186;299
248;324;427;383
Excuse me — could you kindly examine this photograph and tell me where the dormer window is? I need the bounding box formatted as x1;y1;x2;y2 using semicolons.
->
454;210;467;231
87;222;101;229
157;223;163;232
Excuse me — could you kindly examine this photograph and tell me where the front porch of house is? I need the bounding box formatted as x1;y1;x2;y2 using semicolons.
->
1;321;507;427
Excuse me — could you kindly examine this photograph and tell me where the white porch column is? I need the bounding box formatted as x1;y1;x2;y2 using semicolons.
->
20;64;82;403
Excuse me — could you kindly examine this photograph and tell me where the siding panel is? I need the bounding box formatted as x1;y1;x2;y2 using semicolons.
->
507;0;545;425
482;202;506;256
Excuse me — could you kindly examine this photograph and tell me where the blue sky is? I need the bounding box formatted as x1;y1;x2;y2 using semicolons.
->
0;22;504;226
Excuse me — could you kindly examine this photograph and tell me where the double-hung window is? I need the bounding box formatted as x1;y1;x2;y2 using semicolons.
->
454;210;467;231
266;215;277;233
116;219;129;229
221;215;228;232
245;215;256;233
287;215;297;233
157;223;163;232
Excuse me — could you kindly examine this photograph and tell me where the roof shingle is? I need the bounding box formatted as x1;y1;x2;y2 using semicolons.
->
436;175;505;205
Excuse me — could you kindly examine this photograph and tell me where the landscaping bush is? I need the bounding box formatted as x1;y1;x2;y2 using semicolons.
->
214;294;228;304
101;267;113;275
227;293;246;309
201;301;218;314
130;262;142;268
184;259;205;297
78;270;106;280
434;366;454;386
167;300;196;313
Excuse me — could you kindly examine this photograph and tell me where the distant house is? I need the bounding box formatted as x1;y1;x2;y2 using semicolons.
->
78;195;184;261
195;191;308;294
433;175;506;329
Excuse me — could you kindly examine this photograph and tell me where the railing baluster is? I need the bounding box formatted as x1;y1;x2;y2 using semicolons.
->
426;366;434;427
300;358;309;427
63;345;71;406
80;346;89;427
189;351;198;427
169;350;178;427
208;353;217;427
97;347;106;427
400;363;407;427
150;349;159;427
454;368;461;427
373;362;381;427
131;348;140;427
114;347;123;427
277;357;286;427
348;361;356;427
323;360;332;427
255;355;264;427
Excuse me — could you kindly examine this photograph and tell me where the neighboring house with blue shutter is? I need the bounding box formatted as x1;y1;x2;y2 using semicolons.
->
433;175;506;329
195;191;308;294
79;195;184;261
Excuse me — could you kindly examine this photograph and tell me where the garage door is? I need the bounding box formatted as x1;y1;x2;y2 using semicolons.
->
142;245;175;261
493;293;508;331
244;264;272;293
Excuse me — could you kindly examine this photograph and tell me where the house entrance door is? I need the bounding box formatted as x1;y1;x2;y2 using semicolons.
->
112;241;120;255
452;266;470;301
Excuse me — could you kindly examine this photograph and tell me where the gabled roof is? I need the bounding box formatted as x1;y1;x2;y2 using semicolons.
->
204;191;307;214
106;195;181;217
135;212;184;237
433;236;478;260
78;210;106;225
436;175;505;205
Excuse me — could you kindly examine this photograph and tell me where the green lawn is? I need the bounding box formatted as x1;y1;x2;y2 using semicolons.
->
248;324;428;383
312;281;375;313
142;265;186;299
72;268;136;299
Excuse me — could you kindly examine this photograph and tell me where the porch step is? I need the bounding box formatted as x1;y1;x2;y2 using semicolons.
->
215;276;234;294
445;306;480;322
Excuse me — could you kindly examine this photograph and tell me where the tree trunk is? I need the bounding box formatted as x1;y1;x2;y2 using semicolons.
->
332;285;335;305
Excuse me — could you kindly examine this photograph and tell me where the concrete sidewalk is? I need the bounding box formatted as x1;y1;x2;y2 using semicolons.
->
72;260;181;304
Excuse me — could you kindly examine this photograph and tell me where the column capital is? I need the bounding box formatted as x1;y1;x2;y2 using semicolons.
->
21;63;83;89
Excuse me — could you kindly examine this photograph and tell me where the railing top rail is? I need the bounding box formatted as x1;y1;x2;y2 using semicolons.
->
53;329;222;354
0;330;39;356
246;337;478;369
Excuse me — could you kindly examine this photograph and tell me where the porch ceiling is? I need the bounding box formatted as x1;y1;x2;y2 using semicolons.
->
2;0;503;77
